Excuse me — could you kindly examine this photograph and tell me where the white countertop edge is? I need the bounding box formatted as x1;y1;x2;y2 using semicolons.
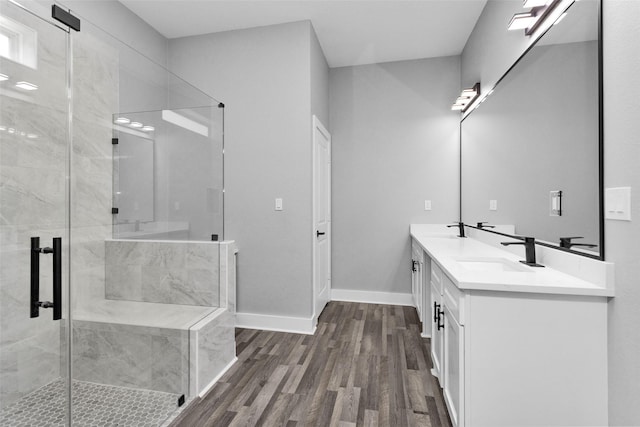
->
410;226;614;298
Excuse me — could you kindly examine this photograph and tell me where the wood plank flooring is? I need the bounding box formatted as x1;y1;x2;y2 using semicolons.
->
171;301;452;427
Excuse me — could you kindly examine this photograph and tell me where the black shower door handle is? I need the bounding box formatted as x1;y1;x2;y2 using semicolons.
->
30;237;62;320
52;237;61;320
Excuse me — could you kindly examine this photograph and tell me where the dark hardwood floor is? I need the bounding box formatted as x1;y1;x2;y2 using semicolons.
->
171;301;452;427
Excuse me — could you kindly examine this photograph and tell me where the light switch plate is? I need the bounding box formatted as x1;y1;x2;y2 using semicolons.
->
550;190;562;216
605;187;631;221
424;200;432;211
275;198;283;211
489;200;497;211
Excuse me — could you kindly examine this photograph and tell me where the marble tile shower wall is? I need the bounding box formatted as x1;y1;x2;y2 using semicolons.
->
71;321;190;394
105;240;220;307
0;8;69;408
70;29;118;309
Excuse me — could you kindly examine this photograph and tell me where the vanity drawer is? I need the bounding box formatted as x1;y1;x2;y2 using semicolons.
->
431;262;444;294
443;273;465;326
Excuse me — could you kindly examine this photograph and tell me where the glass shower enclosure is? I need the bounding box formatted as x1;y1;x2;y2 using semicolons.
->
0;1;224;425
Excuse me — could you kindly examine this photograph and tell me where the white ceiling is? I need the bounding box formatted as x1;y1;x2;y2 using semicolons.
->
118;0;487;68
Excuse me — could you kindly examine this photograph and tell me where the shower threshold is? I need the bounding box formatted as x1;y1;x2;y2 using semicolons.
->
0;379;180;426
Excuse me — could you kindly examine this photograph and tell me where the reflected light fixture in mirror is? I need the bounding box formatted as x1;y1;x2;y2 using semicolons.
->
0;73;8;81
452;83;480;112
15;81;37;90
508;0;562;36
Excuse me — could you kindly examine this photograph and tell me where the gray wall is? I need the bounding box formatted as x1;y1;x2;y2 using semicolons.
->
169;21;326;319
310;25;330;127
603;1;640;424
462;0;640;424
460;0;531;98
57;0;168;67
329;57;460;295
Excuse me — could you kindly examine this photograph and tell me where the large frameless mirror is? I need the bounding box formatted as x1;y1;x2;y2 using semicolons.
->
461;0;603;259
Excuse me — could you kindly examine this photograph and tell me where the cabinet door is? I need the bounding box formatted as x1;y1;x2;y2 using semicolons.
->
443;306;465;427
430;283;444;384
411;258;417;310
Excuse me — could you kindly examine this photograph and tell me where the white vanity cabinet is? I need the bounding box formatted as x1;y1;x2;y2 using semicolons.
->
425;257;608;427
429;261;445;383
412;238;432;336
442;273;465;427
410;240;424;321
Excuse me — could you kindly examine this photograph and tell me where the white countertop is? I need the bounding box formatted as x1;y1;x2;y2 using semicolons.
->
411;225;613;297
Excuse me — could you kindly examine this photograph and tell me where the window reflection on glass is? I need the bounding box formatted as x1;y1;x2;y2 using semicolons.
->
0;14;37;68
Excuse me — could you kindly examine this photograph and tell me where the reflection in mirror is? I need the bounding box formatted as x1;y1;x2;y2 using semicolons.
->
113;106;223;241
461;0;602;258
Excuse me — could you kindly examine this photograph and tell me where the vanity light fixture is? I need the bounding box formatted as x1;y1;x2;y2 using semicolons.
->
15;81;38;91
508;12;537;30
508;0;561;36
141;125;155;132
451;82;480;112
26;133;38;139
523;0;552;7
0;73;8;81
114;117;131;125
129;122;143;128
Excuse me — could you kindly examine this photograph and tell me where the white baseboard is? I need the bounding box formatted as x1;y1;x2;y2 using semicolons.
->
331;289;414;306
235;312;316;335
198;357;238;398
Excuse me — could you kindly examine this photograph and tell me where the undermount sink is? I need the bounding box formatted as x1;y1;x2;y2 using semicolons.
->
455;257;530;273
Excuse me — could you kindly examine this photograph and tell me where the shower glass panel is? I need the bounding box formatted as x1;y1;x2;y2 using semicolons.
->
0;0;71;425
68;10;224;427
1;2;224;424
113;104;223;241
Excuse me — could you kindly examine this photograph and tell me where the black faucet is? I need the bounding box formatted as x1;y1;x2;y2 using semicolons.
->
501;237;544;267
559;237;598;250
476;222;495;229
447;222;466;238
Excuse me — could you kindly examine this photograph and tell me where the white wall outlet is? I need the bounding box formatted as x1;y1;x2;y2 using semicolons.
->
424;200;432;211
275;198;283;211
489;200;498;211
605;187;631;221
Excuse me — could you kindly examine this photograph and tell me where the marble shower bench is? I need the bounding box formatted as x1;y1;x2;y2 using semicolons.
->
71;240;237;399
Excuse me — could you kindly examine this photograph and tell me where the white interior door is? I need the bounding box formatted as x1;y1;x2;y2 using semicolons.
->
313;116;331;324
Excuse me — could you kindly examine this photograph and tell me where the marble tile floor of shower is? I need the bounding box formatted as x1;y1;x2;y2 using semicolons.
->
0;379;181;427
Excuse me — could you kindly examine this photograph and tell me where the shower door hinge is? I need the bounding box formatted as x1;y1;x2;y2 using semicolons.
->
178;394;185;407
218;102;225;108
112;138;119;145
111;208;119;214
52;5;81;32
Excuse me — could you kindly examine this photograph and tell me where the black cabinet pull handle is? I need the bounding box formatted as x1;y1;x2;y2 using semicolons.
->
30;237;61;321
412;260;417;272
316;230;326;237
437;309;445;330
433;302;440;323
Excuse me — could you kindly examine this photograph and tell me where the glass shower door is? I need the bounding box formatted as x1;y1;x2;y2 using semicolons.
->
0;0;71;425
